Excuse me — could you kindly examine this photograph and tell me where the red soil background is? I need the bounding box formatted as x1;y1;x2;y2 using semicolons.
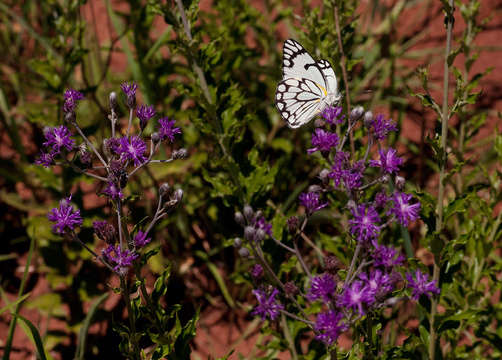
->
1;0;502;359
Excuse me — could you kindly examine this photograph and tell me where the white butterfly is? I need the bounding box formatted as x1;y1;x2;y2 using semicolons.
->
275;39;341;128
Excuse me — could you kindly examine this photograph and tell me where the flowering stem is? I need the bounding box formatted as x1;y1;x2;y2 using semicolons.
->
63;160;108;181
346;241;361;282
270;235;295;253
126;108;133;138
280;313;299;360
120;277;140;359
280;310;315;326
333;0;354;155
69;231;116;273
116;199;124;249
430;2;454;359
72;121;109;170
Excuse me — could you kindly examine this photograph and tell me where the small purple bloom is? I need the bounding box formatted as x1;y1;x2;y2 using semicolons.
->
102;181;123;200
370;114;397;140
337;280;374;316
371;241;405;269
251;288;284;320
359;269;393;299
63;89;84;113
43;125;75;154
349;204;380;242
251;264;264;279
137;105;156;131
314;310;346;346
104;138;121;155
134;231;151;248
341;160;365;190
93;221;116;244
369;148;403;174
118;135;147;166
388;192;421;226
406;269;440;300
307;273;336;302
48;197;83;234
35;152;55;168
102;244;139;273
121;82;137;108
299;192;328;214
329;151;349;187
253;216;272;236
307;128;339;154
158;117;181;143
321;106;344;125
374;191;389;208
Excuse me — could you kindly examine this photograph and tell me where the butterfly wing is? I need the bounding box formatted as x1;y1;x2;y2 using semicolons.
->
275;77;325;128
317;59;338;96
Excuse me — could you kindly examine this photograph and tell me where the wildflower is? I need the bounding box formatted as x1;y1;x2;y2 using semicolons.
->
103;181;123;200
118;135;147;166
253;215;272;236
329;151;349;187
251;288;284;320
158;117;181;142
341;160;365;190
43;125;75;154
137;105;156;131
102;244;139;273
406;269;440;300
251;264;264;279
284;281;299;296
93;221;116;244
299;191;328;214
48;197;83;234
388;192;421;226
369;114;397;140
337;280;374;316
369;148;402;174
359;269;393;299
349;204;380;242
63;88;84;113
104;137;121;156
374;191;389;208
321;106;344;125
307;128;339;154
35;152;55;168
314;310;346;346
134;231;151;248
371;241;405;269
121;82;137;108
307;273;336;302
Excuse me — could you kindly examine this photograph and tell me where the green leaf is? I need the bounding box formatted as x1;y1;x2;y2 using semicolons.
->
75;293;109;360
13;314;48;360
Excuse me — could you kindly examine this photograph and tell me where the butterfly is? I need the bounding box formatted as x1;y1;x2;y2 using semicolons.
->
275;39;341;128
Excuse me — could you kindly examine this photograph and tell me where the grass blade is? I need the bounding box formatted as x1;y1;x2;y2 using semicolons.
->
75;293;109;360
13;314;48;360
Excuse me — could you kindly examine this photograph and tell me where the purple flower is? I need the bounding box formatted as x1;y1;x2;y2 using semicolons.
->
102;244;139;273
118;135;147;166
329;151;349;187
406;269;440;300
369;148;403;174
121;82;137;108
104;138;121;155
134;231;151;248
349;204;380;242
321;106;344;125
35;152;55;168
371;241;405;269
299;192;328;214
93;221;116;244
102;181;123;200
341;161;365;190
307;273;336;302
137;105;156;131
337;280;374;316
388;192;421;226
48;197;83;234
251;288;284;320
374;191;389;208
307;128;339;154
63;89;84;113
253;216;272;236
314;310;346;346
251;264;264;279
370;114;397;140
43;125;75;154
359;269;393;299
158;117;181;142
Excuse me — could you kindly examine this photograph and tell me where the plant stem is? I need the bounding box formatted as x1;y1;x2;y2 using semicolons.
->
333;0;354;155
430;2;454;359
120;277;140;360
280;313;299;360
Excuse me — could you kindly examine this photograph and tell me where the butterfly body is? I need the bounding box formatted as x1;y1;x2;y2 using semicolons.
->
275;39;341;128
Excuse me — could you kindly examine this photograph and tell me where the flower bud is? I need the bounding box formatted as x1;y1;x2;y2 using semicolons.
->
172;188;183;203
381;174;390;184
395;175;405;190
244;226;256;241
251;264;264;279
172;148;188;160
159;183;170;197
308;184;322;193
363;111;373;128
255;228;266;242
287;216;299;234
254;210;263;220
243;205;254;222
346;199;356;211
64;111;76;123
234;212;245;226
324;256;341;273
238;247;250;258
350;106;365;122
319;169;330;184
151;132;161;145
233;237;242;248
109;91;118;111
314;118;324;128
284;281;299;296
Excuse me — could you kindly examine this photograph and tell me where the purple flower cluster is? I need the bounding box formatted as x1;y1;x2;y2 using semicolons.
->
321;106;344;125
369;148;403;174
118;135;147;166
134;231;151;248
48;197;83;234
388;192;421;226
314;310;346;345
307;273;336;302
349;204;380;242
102;244;139;273
158;117;181;143
406;269;440;300
137;105;156;131
36;125;76;168
63;89;84;114
299;191;328;214
251;288;284;320
369;114;397;140
307;128;338;154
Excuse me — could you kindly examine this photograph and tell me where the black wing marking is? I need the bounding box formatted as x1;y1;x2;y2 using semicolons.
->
282;39;327;90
